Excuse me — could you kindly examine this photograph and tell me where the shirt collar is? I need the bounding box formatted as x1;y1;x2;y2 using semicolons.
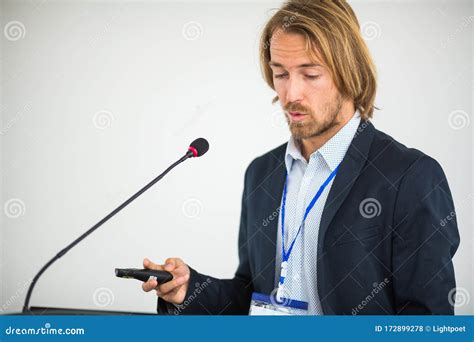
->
285;111;361;173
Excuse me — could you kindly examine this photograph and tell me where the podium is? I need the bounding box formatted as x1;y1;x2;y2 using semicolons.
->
14;306;155;315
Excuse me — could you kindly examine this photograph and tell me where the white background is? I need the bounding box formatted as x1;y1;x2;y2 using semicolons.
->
1;0;472;314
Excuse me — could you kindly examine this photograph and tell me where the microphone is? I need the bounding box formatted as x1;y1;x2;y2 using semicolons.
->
22;138;210;313
186;137;209;158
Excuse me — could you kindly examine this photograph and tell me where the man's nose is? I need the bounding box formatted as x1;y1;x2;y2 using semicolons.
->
285;77;304;104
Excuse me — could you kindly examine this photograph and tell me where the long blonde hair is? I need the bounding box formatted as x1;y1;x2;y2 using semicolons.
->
260;0;377;119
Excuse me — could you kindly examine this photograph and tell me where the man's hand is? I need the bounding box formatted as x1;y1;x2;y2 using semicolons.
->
142;257;190;305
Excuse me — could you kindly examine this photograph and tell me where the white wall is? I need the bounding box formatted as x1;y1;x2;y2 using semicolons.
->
1;0;472;314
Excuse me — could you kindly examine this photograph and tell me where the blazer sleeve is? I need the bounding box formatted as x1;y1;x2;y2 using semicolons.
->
392;155;460;314
156;162;255;315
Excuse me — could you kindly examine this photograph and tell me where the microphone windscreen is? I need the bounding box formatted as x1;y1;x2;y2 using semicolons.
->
188;138;209;157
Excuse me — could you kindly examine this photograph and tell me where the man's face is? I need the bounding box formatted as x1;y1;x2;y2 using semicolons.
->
269;32;344;140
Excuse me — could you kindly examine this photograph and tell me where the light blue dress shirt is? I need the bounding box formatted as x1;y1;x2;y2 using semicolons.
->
275;112;361;315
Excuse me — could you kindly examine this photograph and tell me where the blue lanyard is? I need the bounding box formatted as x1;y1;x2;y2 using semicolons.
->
281;163;341;264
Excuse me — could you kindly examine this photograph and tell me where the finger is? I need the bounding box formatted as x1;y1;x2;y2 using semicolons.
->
164;264;188;280
161;288;181;304
142;279;157;292
169;264;188;278
158;274;189;295
142;279;158;292
163;258;180;272
143;258;164;271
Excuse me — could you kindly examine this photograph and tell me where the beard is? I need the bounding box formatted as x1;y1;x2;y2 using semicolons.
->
284;93;343;140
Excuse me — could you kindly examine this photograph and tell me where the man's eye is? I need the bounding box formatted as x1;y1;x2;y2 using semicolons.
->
305;75;320;80
274;73;288;79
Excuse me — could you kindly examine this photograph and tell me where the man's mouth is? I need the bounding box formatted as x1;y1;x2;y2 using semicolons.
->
288;111;307;122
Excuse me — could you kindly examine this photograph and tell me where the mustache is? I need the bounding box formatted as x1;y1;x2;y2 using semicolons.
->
283;103;312;114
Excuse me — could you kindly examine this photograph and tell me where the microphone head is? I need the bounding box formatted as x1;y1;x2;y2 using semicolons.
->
188;138;209;157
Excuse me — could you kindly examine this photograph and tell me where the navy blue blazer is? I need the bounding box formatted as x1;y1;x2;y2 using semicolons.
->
158;120;460;315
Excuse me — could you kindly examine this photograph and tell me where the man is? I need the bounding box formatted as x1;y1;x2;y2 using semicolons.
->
142;0;460;315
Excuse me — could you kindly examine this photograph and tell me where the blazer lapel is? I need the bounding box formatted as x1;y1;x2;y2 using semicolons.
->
259;149;287;294
318;121;376;251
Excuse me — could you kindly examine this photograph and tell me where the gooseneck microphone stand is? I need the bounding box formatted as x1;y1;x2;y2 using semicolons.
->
22;150;197;313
